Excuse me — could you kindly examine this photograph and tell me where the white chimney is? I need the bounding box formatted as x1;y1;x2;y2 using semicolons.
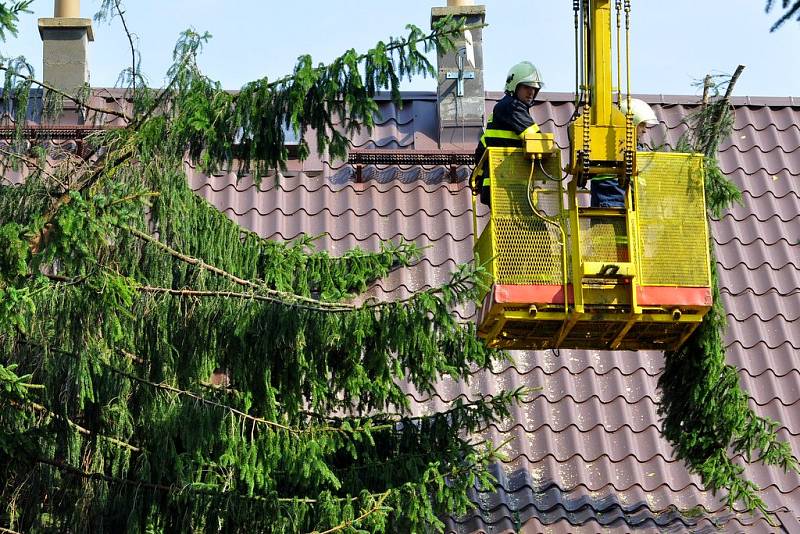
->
431;2;486;146
38;0;94;94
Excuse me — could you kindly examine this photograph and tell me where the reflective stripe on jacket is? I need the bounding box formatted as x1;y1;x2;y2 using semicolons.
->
479;123;540;147
476;122;540;185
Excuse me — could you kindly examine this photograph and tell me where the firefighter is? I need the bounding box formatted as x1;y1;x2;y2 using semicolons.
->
620;97;659;150
590;98;659;207
474;61;543;205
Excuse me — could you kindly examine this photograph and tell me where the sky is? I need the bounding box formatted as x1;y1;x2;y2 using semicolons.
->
3;0;800;97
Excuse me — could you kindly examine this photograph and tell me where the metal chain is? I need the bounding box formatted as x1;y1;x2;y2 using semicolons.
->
581;0;591;186
582;102;591;184
616;0;622;106
623;0;634;188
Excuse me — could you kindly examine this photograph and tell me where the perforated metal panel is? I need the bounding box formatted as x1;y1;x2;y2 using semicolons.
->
485;148;565;285
493;218;563;284
473;148;711;352
636;152;710;286
580;215;629;262
529;155;564;219
490;150;534;216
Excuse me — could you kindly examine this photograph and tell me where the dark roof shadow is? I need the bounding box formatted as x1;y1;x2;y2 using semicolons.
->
448;464;738;533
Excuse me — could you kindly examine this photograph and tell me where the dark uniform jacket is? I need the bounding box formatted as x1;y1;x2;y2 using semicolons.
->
474;94;540;205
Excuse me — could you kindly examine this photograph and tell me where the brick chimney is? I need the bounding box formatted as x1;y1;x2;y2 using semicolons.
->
431;0;485;146
38;0;94;94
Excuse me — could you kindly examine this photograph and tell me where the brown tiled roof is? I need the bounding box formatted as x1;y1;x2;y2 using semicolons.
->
187;91;800;533
4;89;799;532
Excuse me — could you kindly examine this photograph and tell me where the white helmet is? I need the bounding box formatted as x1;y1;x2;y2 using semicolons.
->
504;61;544;93
619;98;658;126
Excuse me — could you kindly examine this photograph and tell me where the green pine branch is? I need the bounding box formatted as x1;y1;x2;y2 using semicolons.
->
659;71;798;521
0;7;507;532
0;1;32;42
162;16;476;177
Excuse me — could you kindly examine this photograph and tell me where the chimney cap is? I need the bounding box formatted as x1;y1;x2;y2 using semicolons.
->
38;17;94;41
431;3;485;20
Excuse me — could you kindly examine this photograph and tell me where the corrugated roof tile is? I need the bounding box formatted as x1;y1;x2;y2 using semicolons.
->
11;89;799;533
69;94;800;532
720;122;800;152
722;189;800;222
727;342;799;378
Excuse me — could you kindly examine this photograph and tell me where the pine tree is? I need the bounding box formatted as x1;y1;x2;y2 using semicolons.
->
0;5;521;532
660;72;798;520
2;3;797;532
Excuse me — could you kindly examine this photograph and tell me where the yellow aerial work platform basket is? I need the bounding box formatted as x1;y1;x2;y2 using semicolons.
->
472;142;712;351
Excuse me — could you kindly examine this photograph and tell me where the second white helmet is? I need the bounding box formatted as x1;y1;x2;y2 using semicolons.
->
619;98;658;126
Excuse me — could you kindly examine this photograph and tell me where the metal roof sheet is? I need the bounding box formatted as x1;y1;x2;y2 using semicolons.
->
3;89;799;533
184;92;799;533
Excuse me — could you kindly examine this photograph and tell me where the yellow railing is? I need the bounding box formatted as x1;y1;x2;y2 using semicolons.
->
473;147;566;288
470;146;712;350
473;148;710;293
635;152;711;287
